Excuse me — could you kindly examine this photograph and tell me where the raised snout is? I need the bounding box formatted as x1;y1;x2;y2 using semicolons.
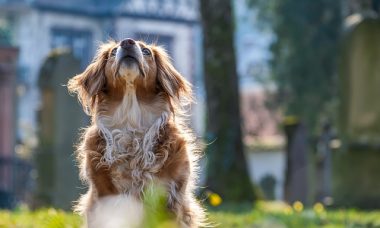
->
120;38;136;48
115;38;146;78
116;38;142;64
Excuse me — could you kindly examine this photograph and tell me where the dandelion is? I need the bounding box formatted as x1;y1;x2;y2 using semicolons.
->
313;202;325;214
283;205;293;215
292;201;303;213
206;191;222;206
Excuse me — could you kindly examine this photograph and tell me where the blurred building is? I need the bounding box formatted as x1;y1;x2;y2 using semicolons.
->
0;0;202;208
0;0;202;153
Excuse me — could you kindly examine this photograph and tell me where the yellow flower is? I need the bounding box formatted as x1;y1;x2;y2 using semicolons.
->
313;202;325;214
209;193;222;206
283;205;293;215
292;201;303;213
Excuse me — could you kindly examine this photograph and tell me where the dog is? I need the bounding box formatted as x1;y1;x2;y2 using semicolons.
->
68;38;205;228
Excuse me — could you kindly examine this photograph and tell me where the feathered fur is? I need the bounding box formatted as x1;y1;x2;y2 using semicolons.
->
68;39;206;227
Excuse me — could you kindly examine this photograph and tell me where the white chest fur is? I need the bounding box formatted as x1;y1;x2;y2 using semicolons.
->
96;88;170;194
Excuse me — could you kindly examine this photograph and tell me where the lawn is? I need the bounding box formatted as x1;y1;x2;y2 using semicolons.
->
1;201;380;228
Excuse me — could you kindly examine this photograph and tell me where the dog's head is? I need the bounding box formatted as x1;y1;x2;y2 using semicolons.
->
68;38;192;115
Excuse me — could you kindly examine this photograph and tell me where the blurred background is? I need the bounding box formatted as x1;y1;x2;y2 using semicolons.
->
1;0;380;226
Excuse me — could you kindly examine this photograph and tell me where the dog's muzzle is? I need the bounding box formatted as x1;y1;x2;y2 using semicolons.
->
115;38;146;78
116;38;142;64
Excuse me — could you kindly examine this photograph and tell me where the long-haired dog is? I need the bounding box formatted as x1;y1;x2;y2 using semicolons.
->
68;38;205;228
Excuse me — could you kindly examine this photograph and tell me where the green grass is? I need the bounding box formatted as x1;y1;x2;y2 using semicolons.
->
209;201;380;228
0;207;80;228
1;202;380;228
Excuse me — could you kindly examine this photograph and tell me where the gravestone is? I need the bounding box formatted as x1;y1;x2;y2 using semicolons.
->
315;123;333;204
259;174;276;200
36;49;87;210
283;121;308;204
336;17;380;208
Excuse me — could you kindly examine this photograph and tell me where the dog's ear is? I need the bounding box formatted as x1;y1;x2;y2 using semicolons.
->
68;50;107;115
154;47;193;107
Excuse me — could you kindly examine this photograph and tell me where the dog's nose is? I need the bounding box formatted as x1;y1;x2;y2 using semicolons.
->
120;38;136;48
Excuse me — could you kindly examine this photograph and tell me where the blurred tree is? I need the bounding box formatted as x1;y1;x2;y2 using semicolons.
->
249;0;342;204
200;0;256;202
250;0;342;131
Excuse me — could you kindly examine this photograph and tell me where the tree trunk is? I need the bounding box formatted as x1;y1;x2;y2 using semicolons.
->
200;0;256;202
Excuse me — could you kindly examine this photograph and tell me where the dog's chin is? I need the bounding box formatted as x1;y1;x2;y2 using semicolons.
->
117;60;140;80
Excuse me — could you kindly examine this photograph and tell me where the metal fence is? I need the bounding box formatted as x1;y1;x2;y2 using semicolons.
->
0;156;32;209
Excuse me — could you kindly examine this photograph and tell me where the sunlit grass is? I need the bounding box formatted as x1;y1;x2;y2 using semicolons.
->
209;201;380;228
1;201;380;227
0;207;81;228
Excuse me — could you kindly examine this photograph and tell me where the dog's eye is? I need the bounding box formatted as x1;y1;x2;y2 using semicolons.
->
110;48;117;56
142;48;151;56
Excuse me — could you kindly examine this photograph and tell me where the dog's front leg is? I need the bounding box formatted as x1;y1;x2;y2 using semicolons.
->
166;162;204;228
167;180;193;227
86;150;118;197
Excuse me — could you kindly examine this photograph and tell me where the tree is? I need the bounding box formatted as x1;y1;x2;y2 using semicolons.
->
200;0;256;202
249;0;342;204
250;0;342;131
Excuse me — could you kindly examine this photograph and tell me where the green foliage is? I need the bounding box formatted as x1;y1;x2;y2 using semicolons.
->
250;0;342;131
142;184;177;228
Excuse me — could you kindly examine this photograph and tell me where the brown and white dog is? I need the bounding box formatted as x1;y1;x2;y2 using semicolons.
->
68;38;205;228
